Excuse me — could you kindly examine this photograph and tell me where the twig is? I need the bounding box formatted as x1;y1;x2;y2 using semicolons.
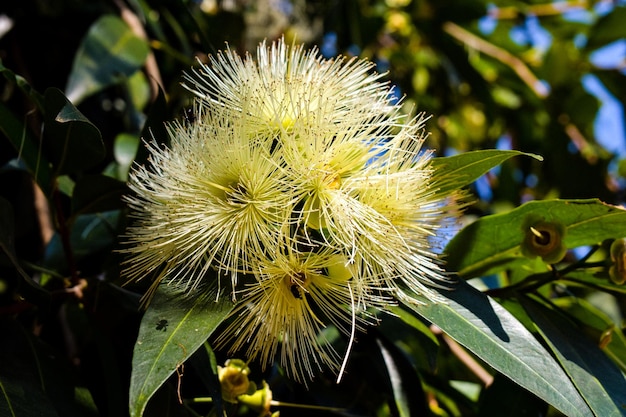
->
114;0;164;100
430;325;494;386
442;21;549;98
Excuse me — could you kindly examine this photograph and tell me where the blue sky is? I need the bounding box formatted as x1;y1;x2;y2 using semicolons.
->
481;2;626;170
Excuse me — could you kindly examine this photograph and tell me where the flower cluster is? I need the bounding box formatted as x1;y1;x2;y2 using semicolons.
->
123;38;460;383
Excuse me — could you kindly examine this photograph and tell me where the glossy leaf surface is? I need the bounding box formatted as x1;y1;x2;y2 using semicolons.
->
406;280;592;417
129;284;234;417
445;199;626;278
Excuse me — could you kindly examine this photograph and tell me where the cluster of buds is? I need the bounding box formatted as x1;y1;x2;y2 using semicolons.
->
123;38;461;382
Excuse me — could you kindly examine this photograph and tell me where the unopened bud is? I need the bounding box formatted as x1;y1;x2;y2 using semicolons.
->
238;380;273;416
218;359;254;403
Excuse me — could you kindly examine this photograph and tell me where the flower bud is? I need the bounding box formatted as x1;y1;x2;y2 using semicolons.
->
218;359;254;403
521;218;567;264
238;381;273;416
609;238;626;285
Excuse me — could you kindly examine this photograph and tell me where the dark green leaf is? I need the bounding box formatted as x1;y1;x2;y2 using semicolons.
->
406;280;592;417
375;336;430;417
445;199;626;278
66;15;150;104
0;60;45;110
521;296;626;416
44;211;122;272
0;197;49;303
379;306;440;372
0;318;99;417
72;174;127;216
129;283;234;417
0;101;53;195
554;297;626;373
585;6;626;50
430;150;542;197
478;373;548;417
42;88;104;175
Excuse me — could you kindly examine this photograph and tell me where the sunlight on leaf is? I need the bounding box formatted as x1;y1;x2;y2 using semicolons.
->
446;199;626;278
129;284;234;417
406;280;593;417
521;296;626;416
65;15;149;104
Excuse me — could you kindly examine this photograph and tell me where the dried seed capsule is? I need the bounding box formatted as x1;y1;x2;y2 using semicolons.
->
521;218;567;264
609;238;626;285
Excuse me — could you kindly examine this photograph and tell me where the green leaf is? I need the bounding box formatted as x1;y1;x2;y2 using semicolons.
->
66;14;150;104
585;6;626;51
430;149;542;197
43;211;122;272
554;297;626;373
562;271;626;296
42;88;104;175
375;336;430;417
129;283;234;417
445;199;626;278
71;174;127;216
0;60;45;110
0;101;53;195
0;197;49;303
521;296;626;416
0;318;99;417
379;306;440;372
405;280;592;417
478;373;548;417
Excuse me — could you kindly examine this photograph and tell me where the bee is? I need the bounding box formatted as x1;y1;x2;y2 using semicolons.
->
290;284;302;299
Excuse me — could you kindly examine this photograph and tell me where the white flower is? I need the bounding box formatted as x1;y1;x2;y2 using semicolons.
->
182;38;397;135
215;244;385;382
122;104;294;295
124;37;462;383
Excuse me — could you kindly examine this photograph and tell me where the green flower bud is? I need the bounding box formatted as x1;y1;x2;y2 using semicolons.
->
609;238;626;285
238;381;273;416
521;218;567;264
218;359;254;403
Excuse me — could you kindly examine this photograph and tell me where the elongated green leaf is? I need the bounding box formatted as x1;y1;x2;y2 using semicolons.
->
554;297;626;373
405;280;592;417
379;306;439;372
42;88;104;175
445;199;626;278
375;337;429;417
521;296;626;416
562;271;626;296
129;284;234;417
430;149;542;196
66;15;149;104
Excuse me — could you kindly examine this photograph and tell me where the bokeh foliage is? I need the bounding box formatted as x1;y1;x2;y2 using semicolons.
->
1;1;625;416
